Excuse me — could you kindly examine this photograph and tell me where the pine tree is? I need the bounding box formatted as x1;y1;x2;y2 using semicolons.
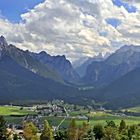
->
67;119;78;140
0;116;7;140
78;122;89;140
23;121;39;140
103;126;118;140
40;120;54;140
119;120;126;132
93;124;104;140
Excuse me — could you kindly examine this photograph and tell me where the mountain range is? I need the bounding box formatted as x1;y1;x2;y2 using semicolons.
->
75;53;105;77
31;51;80;84
1;36;140;109
84;66;140;109
83;45;140;87
0;36;79;104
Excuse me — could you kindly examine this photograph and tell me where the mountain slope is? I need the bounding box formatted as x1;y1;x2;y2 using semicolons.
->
83;45;140;87
0;55;79;103
84;67;140;109
75;54;105;77
102;67;140;109
31;51;80;83
0;36;63;83
0;36;82;103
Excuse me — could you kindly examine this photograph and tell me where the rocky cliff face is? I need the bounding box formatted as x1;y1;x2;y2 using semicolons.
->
0;36;8;58
31;51;80;83
0;36;62;82
0;36;80;104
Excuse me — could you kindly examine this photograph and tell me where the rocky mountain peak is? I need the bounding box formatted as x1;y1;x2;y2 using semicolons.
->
39;51;49;56
31;51;80;83
0;36;8;48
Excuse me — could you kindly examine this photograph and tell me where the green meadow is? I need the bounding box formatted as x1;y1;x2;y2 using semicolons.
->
43;111;140;128
0;106;35;116
0;106;140;127
127;106;140;113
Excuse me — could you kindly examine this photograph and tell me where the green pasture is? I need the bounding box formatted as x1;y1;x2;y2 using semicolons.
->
127;106;140;113
1;106;140;128
0;106;35;116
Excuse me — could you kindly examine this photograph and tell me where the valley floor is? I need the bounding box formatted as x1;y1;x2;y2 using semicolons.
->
1;101;140;129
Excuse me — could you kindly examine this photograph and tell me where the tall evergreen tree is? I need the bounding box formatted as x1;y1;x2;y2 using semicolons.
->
93;124;104;140
103;126;118;140
119;120;126;132
67;119;78;140
40;120;54;140
23;121;39;140
78;122;89;140
0;116;7;140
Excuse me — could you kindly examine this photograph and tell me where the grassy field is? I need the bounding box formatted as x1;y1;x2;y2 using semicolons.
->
5;116;24;124
127;106;140;113
1;106;140;128
88;111;140;125
41;111;140;128
41;116;140;128
0;106;35;116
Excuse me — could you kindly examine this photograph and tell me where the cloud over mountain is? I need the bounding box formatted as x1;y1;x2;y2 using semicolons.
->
0;0;140;62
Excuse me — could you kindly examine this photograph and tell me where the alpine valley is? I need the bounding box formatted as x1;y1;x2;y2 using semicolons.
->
1;36;140;110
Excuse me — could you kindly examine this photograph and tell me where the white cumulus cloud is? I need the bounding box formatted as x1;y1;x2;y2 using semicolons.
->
0;0;140;62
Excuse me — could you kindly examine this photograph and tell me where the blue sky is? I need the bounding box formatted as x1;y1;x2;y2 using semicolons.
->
106;18;121;28
107;0;137;28
112;0;137;13
0;0;44;23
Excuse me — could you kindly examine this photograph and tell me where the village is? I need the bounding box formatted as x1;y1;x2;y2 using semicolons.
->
0;100;136;140
3;100;91;139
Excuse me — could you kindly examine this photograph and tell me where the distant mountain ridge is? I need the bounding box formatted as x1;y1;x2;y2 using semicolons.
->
0;36;62;83
0;36;79;103
75;53;107;77
83;45;140;87
85;67;140;109
2;35;140;110
31;51;80;83
0;36;80;84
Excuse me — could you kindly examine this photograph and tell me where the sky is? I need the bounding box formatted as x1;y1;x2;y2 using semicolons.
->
0;0;140;62
0;0;44;22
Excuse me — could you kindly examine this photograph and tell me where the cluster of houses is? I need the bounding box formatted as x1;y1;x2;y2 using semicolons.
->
5;100;105;139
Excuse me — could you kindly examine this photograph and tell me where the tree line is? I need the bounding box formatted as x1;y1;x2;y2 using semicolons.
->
0;116;140;140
